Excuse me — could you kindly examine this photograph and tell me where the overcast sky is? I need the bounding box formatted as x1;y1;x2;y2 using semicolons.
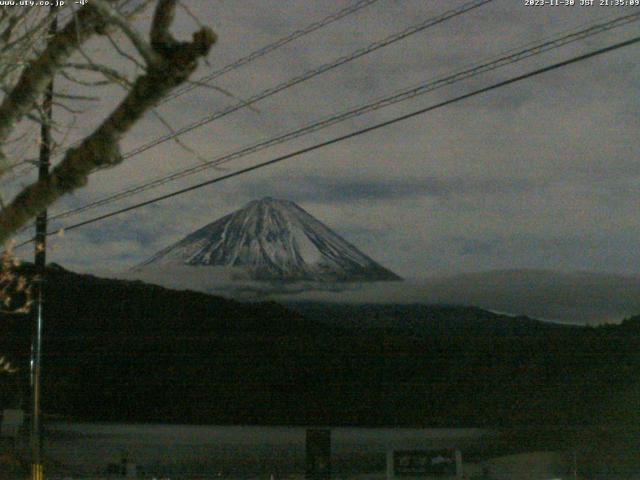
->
6;0;640;279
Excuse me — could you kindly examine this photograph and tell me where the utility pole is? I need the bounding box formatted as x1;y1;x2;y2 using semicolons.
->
31;6;57;480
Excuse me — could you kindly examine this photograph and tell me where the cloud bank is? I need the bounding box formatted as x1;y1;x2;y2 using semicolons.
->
120;267;640;325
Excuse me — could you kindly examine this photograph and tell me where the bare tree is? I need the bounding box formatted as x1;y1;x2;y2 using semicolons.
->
0;0;216;245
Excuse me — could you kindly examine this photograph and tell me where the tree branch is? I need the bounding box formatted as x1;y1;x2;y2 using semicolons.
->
0;5;109;174
0;2;216;244
90;0;161;66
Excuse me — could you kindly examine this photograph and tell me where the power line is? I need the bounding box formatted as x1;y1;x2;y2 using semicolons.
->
0;0;158;180
9;0;491;188
118;0;495;160
46;10;640;223
14;33;637;249
11;0;495;218
43;0;381;163
5;0;373;180
43;0;498;221
160;0;382;105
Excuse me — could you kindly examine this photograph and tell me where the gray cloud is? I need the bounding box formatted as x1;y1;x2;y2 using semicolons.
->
221;174;542;205
4;0;636;291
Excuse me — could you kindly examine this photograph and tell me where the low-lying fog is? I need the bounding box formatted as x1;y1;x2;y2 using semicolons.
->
120;266;640;325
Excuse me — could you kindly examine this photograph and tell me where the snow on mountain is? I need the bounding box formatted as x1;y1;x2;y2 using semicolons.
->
135;197;401;282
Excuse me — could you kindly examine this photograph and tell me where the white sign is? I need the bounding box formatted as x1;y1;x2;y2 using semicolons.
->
387;449;462;479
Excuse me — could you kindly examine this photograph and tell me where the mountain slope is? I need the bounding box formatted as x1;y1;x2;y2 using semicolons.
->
136;197;400;282
1;264;639;427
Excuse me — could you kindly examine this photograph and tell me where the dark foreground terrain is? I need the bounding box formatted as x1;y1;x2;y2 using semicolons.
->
0;264;638;424
1;264;639;476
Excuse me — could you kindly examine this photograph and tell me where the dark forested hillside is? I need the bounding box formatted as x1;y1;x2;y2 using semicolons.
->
1;264;638;428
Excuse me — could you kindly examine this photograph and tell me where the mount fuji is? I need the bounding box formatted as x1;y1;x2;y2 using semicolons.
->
135;197;401;283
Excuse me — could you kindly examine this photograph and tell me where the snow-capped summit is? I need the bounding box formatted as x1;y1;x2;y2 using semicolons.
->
136;197;401;282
